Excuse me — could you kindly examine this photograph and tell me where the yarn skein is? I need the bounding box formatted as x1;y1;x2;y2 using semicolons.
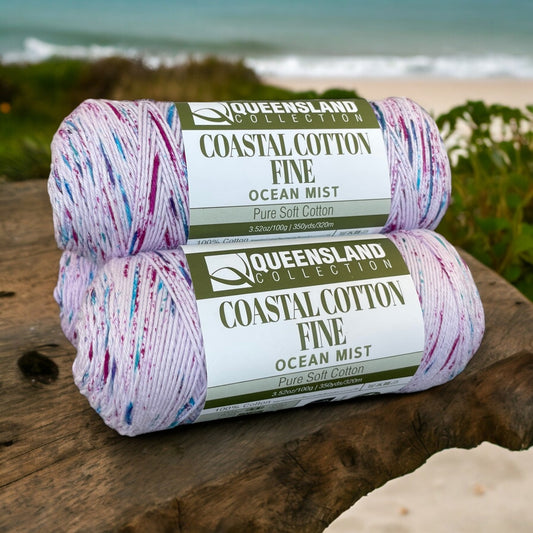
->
54;251;96;345
49;97;451;264
73;229;484;436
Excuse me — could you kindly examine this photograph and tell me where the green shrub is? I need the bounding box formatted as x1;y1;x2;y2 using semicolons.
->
437;100;533;300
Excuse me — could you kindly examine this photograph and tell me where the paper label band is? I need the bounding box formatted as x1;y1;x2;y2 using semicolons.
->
182;236;424;423
175;99;391;243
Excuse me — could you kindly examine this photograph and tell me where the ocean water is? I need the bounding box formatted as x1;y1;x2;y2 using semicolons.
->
1;0;532;78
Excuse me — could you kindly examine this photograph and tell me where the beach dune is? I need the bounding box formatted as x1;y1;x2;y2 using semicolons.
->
266;77;533;116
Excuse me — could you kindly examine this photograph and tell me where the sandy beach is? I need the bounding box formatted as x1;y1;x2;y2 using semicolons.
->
326;443;533;533
267;75;533;532
265;76;533;116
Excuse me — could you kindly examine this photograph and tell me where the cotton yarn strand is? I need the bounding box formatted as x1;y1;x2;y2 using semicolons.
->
387;231;484;392
371;98;450;232
49;99;188;264
49;97;450;264
54;251;96;345
72;229;484;436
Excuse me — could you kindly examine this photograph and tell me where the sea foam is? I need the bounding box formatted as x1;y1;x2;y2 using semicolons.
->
2;37;533;79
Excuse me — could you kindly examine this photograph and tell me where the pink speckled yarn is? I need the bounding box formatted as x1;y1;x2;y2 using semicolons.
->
72;230;484;436
387;231;484;393
54;251;95;345
48;97;450;264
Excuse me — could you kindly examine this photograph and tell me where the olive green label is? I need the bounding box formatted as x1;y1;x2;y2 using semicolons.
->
185;236;409;299
174;99;391;244
176;99;380;130
182;236;425;423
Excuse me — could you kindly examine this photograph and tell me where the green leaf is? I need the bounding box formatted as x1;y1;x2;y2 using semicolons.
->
507;192;525;210
477;217;511;233
503;263;522;283
514;232;533;254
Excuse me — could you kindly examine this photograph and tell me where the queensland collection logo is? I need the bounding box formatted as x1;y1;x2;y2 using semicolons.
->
203;241;391;293
188;100;362;127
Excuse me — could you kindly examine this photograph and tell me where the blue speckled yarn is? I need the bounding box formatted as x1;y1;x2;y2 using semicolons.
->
54;251;95;345
70;229;484;436
48;97;451;264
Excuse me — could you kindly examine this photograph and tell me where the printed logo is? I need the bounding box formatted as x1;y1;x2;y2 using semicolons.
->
190;102;235;126
204;253;256;292
187;100;363;127
202;240;393;294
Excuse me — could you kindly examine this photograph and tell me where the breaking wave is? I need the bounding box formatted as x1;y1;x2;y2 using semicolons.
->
3;37;533;79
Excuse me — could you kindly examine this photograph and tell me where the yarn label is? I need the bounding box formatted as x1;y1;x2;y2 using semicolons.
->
175;99;390;243
182;235;424;423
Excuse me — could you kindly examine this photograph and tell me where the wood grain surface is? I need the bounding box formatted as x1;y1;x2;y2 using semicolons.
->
1;180;532;533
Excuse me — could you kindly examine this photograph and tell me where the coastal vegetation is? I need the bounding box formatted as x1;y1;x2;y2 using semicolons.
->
437;101;533;300
1;57;532;299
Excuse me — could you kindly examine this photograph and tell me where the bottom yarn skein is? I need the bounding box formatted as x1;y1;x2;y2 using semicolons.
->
55;251;95;345
68;229;484;436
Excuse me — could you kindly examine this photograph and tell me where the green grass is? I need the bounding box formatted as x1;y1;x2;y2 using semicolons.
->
1;57;532;299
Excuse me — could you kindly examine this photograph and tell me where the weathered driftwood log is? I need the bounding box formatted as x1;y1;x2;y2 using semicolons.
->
1;180;532;533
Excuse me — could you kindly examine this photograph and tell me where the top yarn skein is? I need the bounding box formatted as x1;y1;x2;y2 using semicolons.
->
48;97;451;264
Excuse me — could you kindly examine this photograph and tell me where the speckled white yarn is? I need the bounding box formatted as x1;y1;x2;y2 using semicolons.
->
48;97;451;264
54;251;95;345
72;230;484;436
